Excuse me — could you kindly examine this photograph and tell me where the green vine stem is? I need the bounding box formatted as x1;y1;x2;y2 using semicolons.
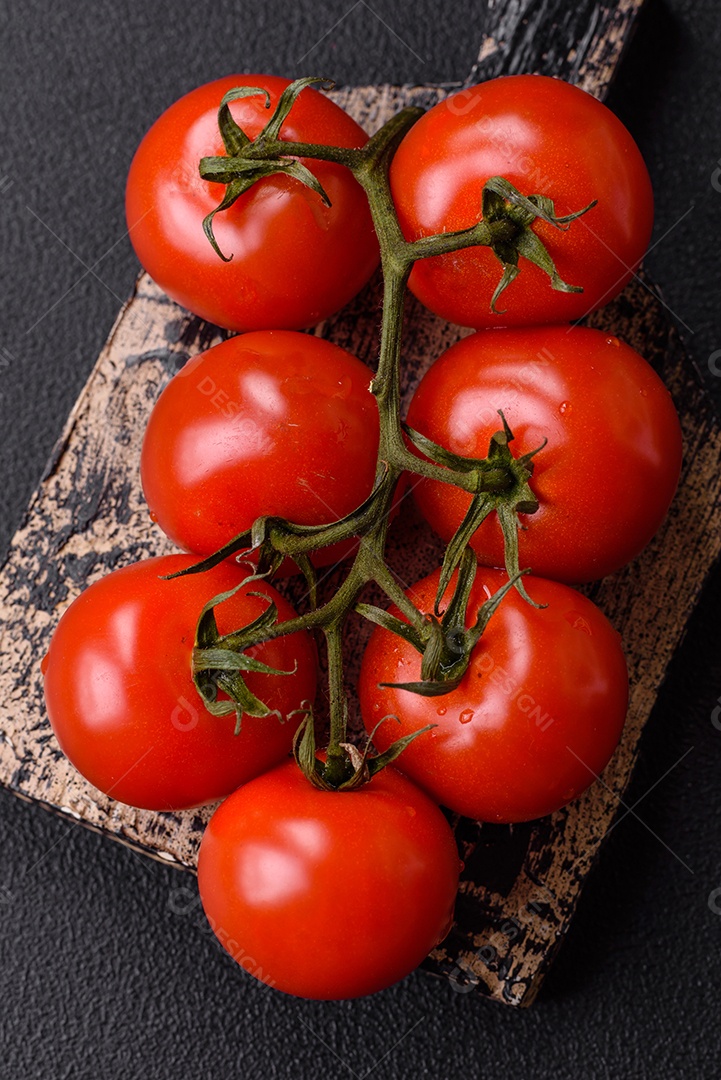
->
173;77;596;789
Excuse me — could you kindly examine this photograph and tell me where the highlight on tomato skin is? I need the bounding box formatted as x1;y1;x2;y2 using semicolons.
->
389;74;654;329
42;555;318;812
358;566;629;824
125;74;379;332
197;759;461;1000
140;330;380;571
406;325;683;584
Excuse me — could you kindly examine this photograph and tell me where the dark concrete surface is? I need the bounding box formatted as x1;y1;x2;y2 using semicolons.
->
0;2;719;1077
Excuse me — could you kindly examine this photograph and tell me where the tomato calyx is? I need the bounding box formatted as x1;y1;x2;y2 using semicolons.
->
405;412;544;609
292;706;434;791
359;549;524;697
191;574;297;735
198;76;360;261
395;176;596;314
478;177;596;313
198;77;425;268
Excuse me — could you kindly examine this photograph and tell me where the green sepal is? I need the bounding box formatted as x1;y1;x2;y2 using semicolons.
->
464;568;526;650
405;416;546;614
343;719;436;785
199;76;334;261
483;176;596;232
261;76;334;141
194;580;250;647
201;157;331;261
434;494;494;615
216;85;270;155
161;531;254;580
408;414;545;612
194;665;283;736
191;577;293;735
202;177;251;261
217;594;280;650
515;227;582;296
292;711;436;791
480;175;596;312
404;423;477;473
437;545;477;632
379;552;529;698
292;707;328;786
489;263;521;314
526;191;598;228
355;603;425;650
292;708;357;790
378;675;464;697
192;647;294;678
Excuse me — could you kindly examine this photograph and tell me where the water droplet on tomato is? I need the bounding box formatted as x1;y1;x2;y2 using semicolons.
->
437;706;447;716
40;652;49;675
606;336;620;347
149;510;158;523
559;401;571;416
372;702;380;712
333;376;353;400
459;708;474;724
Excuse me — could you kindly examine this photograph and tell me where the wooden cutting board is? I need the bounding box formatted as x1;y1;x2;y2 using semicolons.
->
2;0;717;1006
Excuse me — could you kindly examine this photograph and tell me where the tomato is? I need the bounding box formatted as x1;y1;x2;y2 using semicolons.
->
126;75;379;331
406;326;682;583
390;75;653;328
358;566;628;823
141;331;380;567
197;759;460;999
43;555;317;811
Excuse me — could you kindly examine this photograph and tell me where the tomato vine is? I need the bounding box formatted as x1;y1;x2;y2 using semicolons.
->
169;76;599;791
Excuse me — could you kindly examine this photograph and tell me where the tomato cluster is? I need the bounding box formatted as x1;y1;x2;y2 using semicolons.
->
43;75;681;1000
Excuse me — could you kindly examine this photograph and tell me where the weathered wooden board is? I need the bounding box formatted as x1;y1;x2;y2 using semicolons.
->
3;0;712;1008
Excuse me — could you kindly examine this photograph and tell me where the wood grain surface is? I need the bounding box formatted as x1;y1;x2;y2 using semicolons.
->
4;0;712;1007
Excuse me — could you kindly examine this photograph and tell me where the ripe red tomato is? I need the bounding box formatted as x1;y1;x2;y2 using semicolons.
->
358;567;628;823
141;331;379;567
390;75;653;328
197;759;460;999
43;555;317;811
406;326;682;583
126;75;379;331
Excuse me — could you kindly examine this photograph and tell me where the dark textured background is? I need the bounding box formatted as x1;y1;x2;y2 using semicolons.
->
1;1;720;1077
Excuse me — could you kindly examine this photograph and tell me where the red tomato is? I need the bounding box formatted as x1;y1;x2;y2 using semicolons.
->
43;555;317;811
358;567;628;823
126;75;378;331
390;75;653;328
141;331;379;567
197;759;460;999
406;326;682;583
